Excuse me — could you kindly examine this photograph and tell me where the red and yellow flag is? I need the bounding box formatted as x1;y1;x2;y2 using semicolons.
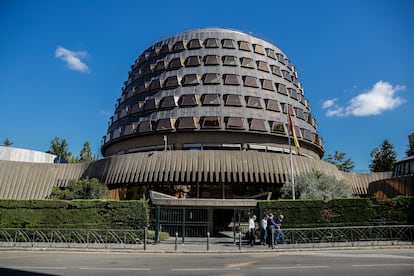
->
288;109;300;153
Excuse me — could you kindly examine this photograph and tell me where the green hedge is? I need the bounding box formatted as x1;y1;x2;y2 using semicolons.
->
0;199;149;229
258;197;414;227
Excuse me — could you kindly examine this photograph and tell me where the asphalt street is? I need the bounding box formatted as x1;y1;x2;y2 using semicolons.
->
0;248;414;276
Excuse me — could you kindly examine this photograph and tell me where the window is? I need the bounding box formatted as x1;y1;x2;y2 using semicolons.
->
187;39;202;49
222;55;238;66
130;103;140;114
223;74;240;85
124;123;138;136
243;76;259;88
276;83;288;95
182;74;200;86
164;76;180;88
113;128;123;139
141;65;152;76
159;96;178;109
253;44;265;55
270;121;285;134
301;128;312;141
288;88;299;100
168;57;184;70
172;40;186;52
143;98;158;111
246;96;262;108
159;44;171;55
260;79;274;91
149;79;163;91
154;60;167;72
282;70;292;81
222;39;236;49
238;41;251;51
257;61;269;72
185;55;201;67
136;83;148;93
120;107;129;118
138;121;153;133
204;38;219;48
201;94;220;105
202;116;221;128
249;118;267;132
204;55;220;66
179;94;199;106
226;117;245;129
240;57;255;68
276;53;285;64
224;94;242;106
156;118;175;131
176;117;198;129
270;65;282;77
265;99;280;112
266;48;276;59
203;73;220;84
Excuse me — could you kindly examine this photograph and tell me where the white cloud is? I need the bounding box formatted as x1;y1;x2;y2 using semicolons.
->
55;46;90;73
322;98;337;109
325;81;405;117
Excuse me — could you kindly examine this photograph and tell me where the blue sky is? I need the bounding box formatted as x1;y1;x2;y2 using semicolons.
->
0;0;413;172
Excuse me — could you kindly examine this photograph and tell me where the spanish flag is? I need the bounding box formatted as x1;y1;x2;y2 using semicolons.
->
288;109;300;153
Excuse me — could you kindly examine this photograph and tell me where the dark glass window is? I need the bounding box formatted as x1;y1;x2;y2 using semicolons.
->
204;38;219;48
179;94;199;106
249;118;267;132
282;70;292;81
159;96;178;109
149;79;162;91
136;83;148;94
124;123;138;136
238;41;251;51
168;57;183;70
243;76;258;88
222;56;238;66
159;44;171;55
261;79;274;91
177;117;197;129
240;57;255;68
113;128;122;139
202;116;221;128
201;94;220;105
226;117;245;129
302;128;312;141
257;61;269;72
164;76;180;88
141;65;152;76
265;99;280;112
222;39;236;49
182;74;200;86
253;44;265;55
270;121;285;134
203;73;220;84
246;96;262;109
156;118;174;131
266;48;276;59
187;39;202;49
224;94;242;106
277;83;288;95
143;98;158;111
138;121;153;133
130;103;140;114
276;53;285;64
154;60;166;72
204;55;220;65
172;41;186;52
270;65;282;77
185;55;201;67
289;88;299;100
223;74;240;85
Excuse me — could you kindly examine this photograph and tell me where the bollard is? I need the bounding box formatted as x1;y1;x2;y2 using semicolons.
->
238;231;242;251
175;232;178;251
207;232;210;251
144;227;147;251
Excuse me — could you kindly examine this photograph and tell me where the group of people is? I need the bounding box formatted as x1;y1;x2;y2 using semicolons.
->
248;213;285;247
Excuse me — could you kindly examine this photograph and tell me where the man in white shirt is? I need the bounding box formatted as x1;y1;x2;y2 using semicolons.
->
248;215;257;246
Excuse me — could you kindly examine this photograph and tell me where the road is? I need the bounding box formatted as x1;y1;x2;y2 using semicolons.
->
0;249;413;275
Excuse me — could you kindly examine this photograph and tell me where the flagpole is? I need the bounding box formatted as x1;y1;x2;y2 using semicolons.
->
287;110;296;200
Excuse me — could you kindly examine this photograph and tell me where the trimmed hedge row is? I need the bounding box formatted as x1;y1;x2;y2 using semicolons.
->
258;197;414;227
0;199;149;229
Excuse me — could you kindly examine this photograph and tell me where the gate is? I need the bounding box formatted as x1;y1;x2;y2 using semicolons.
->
231;207;261;242
152;207;209;242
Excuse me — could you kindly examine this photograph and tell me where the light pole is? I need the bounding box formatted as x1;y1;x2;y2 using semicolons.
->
163;135;167;151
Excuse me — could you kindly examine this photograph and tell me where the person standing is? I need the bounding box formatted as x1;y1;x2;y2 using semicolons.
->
260;214;268;245
266;213;277;247
248;215;257;246
275;214;285;245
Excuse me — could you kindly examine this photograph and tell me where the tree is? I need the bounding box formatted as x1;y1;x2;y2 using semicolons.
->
369;139;397;172
79;141;98;162
324;150;355;172
2;138;13;147
49;178;107;199
47;137;72;163
281;171;353;200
